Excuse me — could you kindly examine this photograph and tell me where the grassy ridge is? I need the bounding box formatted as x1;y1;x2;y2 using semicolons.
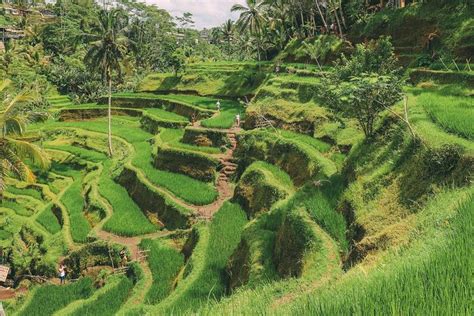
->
38;119;219;205
420;93;474;140
68;276;133;316
145;108;189;122
5;186;43;200
55;168;91;243
140;239;185;304
281;191;474;315
153;203;247;313
157;128;221;154
37;204;62;234
100;161;157;236
17;278;95;316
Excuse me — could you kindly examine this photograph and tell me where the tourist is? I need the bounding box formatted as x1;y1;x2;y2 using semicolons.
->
119;248;128;267
236;114;241;127
216;100;221;112
58;264;66;285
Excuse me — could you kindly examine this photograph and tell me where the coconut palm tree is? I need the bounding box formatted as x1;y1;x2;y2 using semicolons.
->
231;0;267;60
0;80;49;197
85;9;128;157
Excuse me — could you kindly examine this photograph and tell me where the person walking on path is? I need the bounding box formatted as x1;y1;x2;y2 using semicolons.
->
58;264;66;285
235;113;241;127
216;100;221;112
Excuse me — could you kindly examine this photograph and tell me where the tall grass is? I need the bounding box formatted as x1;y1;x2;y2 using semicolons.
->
100;161;157;236
17;278;94;316
37;204;62;234
145;108;188;122
154;202;247;314
140;239;185;304
283;194;474;315
157;128;221;154
46;145;107;163
40;119;219;205
282;182;347;251
0;199;32;216
134;141;219;205
69;276;133;316
5;186;43;200
421;93;474;140
56;168;91;243
279;129;331;153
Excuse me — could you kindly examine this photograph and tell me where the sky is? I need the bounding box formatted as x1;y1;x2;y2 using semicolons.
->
145;0;246;29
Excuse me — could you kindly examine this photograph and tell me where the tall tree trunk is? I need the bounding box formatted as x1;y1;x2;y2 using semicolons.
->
314;0;328;30
107;76;113;157
338;1;347;29
332;3;343;38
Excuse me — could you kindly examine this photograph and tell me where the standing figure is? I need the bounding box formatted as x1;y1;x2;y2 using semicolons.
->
216;100;221;112
119;248;128;267
235;114;241;127
58;264;66;285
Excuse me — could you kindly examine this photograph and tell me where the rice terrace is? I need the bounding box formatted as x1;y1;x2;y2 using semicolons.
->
0;0;472;315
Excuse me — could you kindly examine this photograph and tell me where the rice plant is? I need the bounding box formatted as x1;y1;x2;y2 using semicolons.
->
100;161;157;236
140;239;185;304
37;204;62;234
421;93;474;140
17;278;95;316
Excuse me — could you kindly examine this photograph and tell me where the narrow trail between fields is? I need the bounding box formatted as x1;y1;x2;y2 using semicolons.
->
192;124;241;219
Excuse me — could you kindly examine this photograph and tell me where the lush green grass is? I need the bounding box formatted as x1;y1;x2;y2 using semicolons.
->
100;161;157;236
55;168;91;243
140;239;185;304
281;191;474;315
69;276;133;316
46;145;108;163
244;161;295;190
152;203;247;313
406;89;474;155
17;278;95;316
420;93;474;140
134;141;219;205
284;184;347;251
37;204;62;234
157;128;221;154
201;106;243;129
5;186;43;200
279;129;332;153
0;200;33;216
145;108;189;122
37;119;219;205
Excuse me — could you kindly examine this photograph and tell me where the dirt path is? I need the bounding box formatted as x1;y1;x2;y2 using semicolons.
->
193;127;240;219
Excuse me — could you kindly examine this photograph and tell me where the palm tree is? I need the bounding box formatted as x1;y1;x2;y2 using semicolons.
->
222;19;234;54
85;9;128;157
231;0;267;60
0;80;49;197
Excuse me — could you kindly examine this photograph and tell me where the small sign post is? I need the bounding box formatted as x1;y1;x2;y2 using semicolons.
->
0;265;9;283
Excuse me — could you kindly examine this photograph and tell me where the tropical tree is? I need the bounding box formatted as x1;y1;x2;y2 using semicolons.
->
85;9;128;157
0;80;49;197
232;0;267;60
